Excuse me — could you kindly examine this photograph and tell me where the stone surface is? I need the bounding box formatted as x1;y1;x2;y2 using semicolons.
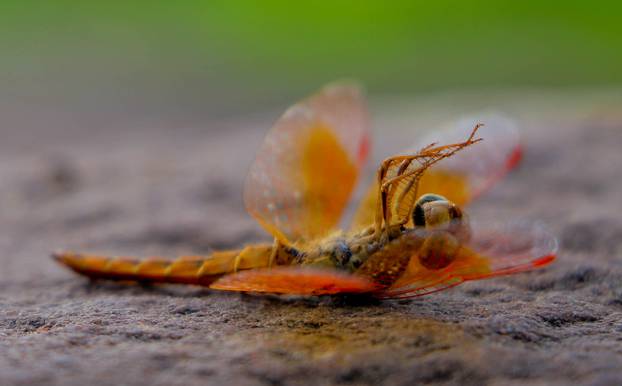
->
1;91;622;385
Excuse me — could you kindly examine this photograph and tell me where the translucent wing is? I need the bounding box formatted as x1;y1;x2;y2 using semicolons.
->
415;113;522;205
210;267;379;295
351;113;520;230
378;220;557;299
245;82;371;243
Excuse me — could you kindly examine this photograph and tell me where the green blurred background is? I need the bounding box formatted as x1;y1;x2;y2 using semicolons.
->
1;1;620;131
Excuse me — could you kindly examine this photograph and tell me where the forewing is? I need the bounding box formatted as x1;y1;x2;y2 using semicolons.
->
351;113;520;230
415;113;522;206
210;267;379;295
379;220;557;299
245;82;371;243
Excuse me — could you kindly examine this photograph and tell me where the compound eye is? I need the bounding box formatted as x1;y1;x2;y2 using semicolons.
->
413;194;448;227
413;193;471;243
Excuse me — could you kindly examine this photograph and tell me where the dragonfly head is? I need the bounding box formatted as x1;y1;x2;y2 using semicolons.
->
412;193;471;243
409;193;472;270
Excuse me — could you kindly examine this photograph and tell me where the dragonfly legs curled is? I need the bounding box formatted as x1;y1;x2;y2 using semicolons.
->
373;124;482;240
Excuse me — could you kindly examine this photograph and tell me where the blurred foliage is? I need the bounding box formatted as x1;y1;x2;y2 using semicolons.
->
1;1;620;116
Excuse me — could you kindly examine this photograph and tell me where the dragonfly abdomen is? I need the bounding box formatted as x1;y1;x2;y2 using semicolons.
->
53;244;273;287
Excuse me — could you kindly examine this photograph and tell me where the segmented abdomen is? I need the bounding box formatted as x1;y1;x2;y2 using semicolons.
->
53;244;273;286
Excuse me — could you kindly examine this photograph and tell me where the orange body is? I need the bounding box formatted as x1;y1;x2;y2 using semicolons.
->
54;82;556;298
54;244;273;286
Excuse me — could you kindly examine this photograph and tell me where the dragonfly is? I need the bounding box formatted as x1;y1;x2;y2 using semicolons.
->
54;82;557;299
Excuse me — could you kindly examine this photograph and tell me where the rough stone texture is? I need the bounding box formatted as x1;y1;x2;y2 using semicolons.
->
1;91;622;385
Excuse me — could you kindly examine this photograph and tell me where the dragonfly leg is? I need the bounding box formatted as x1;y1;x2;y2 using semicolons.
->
373;124;482;238
232;251;243;273
268;237;280;268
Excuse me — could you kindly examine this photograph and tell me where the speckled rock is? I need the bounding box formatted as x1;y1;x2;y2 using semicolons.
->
1;91;622;386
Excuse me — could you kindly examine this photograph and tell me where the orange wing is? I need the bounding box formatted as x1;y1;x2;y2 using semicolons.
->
245;81;371;244
378;220;557;299
210;267;379;295
351;113;521;229
211;221;555;298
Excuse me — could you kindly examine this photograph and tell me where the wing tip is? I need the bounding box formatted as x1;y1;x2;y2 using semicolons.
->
506;144;523;171
532;253;556;268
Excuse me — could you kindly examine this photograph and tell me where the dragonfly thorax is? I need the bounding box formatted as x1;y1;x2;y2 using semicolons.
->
294;230;387;273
